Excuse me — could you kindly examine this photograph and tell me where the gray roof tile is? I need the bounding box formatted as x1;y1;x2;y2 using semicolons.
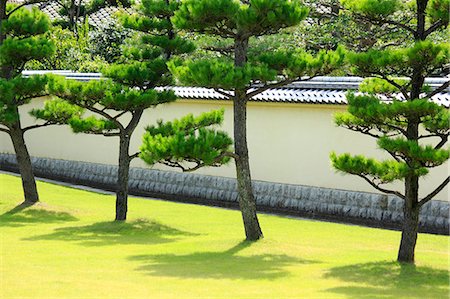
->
22;71;450;108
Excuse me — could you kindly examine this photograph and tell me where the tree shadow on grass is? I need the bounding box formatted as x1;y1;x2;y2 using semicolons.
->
128;241;318;280
323;261;449;299
0;202;78;227
24;218;197;246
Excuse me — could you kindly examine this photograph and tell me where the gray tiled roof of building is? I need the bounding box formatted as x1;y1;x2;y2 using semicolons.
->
22;71;450;108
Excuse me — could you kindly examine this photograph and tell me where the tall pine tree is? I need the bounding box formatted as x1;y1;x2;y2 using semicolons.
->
170;0;345;240
47;0;232;221
0;1;81;204
330;0;449;263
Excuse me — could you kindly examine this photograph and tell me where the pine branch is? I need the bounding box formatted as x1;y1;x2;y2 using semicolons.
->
352;12;416;37
246;76;316;99
160;160;187;171
357;174;405;199
426;81;449;99
129;152;140;160
113;111;128;120
424;19;446;37
84;105;125;131
180;151;238;172
343;123;405;139
434;135;448;150
0;126;10;134
23;121;54;132
85;131;121;137
342;125;384;138
125;110;143;133
203;45;234;56
160;151;237;172
372;73;410;100
418;176;450;208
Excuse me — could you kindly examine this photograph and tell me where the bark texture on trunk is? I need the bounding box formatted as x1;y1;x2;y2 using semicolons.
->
396;0;427;264
115;134;131;221
9;124;39;203
114;111;142;221
397;181;420;263
233;36;263;241
233;91;263;240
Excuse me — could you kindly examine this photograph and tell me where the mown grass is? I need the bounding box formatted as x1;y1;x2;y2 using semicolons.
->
1;173;448;298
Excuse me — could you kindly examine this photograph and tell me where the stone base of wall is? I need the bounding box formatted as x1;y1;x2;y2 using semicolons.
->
1;153;448;235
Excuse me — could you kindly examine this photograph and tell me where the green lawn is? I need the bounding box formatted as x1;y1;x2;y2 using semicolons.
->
1;173;448;299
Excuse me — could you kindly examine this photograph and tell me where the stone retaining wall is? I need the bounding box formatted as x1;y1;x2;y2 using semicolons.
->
1;153;448;234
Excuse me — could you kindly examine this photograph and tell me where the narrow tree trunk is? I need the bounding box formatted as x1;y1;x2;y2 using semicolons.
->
233;36;263;241
0;0;6;44
9;124;39;203
398;175;420;263
233;92;263;240
115;134;131;221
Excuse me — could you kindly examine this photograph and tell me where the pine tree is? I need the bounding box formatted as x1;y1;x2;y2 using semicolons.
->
170;0;345;241
0;1;81;204
46;0;231;221
330;0;449;264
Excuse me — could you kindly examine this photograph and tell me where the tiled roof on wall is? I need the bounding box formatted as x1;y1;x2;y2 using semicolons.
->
22;71;450;108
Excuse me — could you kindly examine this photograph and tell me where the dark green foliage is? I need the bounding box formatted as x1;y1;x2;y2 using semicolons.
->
0;6;79;126
348;42;449;78
169;58;276;90
330;0;449;263
3;6;50;36
25;25;110;72
171;0;345;90
172;0;309;38
0;2;82;203
330;152;412;183
121;0;195;58
47;76;177;132
171;0;345;241
0;6;54;77
30;98;83;125
45;0;230;221
88;22;131;63
141;110;233;170
427;0;449;25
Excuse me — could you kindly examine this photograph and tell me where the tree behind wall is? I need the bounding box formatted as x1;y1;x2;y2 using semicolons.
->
0;2;81;203
170;0;345;241
330;0;449;264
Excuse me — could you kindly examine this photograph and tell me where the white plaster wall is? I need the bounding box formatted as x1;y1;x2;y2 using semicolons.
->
0;97;448;200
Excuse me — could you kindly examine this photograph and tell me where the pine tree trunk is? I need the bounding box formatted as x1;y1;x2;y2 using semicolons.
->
115;134;131;221
397;202;419;263
9;124;39;203
396;122;421;264
233;36;263;241
0;0;6;44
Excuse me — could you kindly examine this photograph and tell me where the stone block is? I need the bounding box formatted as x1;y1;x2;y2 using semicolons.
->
439;205;449;218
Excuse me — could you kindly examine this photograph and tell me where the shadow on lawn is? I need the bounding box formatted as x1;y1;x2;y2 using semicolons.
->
323;261;449;299
0;202;78;227
129;240;317;280
24;218;197;246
